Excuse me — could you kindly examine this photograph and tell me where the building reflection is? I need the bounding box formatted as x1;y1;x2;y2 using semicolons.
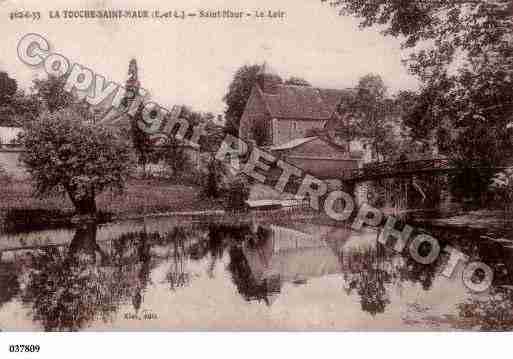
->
226;223;352;306
227;223;449;316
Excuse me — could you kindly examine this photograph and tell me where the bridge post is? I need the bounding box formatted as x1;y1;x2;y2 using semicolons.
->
438;174;454;214
353;181;369;207
384;179;394;210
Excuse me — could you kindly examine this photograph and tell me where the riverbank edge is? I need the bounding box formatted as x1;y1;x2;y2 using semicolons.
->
0;205;331;233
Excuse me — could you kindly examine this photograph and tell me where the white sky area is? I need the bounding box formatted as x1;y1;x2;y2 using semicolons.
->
0;0;420;114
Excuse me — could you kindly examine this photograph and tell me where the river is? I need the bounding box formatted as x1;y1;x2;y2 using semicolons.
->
1;214;513;331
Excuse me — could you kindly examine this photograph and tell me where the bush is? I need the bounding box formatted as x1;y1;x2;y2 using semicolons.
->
170;165;203;186
490;169;513;211
223;176;250;211
200;156;225;199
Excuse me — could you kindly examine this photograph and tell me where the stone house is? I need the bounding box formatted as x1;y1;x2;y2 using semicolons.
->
238;64;353;148
239;64;363;180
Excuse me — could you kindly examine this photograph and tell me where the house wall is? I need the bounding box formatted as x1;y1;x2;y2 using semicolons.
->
0;149;27;179
285;157;358;179
283;138;350;158
272;119;326;146
239;87;271;145
273;137;359;179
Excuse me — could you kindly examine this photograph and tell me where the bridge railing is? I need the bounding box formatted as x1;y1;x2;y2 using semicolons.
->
341;158;505;182
342;158;454;181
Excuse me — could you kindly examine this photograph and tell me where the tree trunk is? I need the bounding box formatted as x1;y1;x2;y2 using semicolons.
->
75;194;97;216
66;187;97;216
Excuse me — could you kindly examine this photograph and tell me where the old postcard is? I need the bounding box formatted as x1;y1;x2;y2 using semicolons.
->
0;0;512;334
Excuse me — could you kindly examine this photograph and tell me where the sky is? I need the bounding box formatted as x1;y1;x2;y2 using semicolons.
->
1;0;420;115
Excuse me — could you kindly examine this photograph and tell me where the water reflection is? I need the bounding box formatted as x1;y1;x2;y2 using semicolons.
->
1;218;513;330
165;227;191;290
342;245;391;316
0;259;20;309
458;286;513;331
20;223;154;331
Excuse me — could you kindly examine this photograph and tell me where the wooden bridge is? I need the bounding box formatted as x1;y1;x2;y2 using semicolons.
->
341;158;506;183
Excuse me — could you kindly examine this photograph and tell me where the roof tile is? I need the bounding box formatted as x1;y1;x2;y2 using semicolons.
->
259;85;351;120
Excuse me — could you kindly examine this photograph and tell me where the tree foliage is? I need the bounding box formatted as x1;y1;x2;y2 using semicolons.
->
337;74;401;161
0;71;41;126
333;0;513;164
121;59;155;170
157;136;192;178
20;107;134;215
202;158;220;199
489;168;513;211
32;75;74;113
223;64;262;136
0;71;17;104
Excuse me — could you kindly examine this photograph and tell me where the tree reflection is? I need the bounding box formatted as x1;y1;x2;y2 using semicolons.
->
396;255;438;291
458;286;513;331
165;227;192;290
227;245;281;306
109;229;153;313
225;224;281;305
342;245;391;316
453;237;513;331
21;224;154;331
205;225;226;278
0;258;20;309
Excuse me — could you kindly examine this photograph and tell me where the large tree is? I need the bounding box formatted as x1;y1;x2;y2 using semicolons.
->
0;71;17;105
223;64;262;136
122;59;155;172
0;71;34;126
20;107;134;217
332;0;513;165
338;74;401;161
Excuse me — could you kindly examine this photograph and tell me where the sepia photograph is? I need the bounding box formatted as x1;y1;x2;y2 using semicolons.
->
0;0;513;340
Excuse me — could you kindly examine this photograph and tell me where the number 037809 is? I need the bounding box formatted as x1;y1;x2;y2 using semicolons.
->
9;345;40;353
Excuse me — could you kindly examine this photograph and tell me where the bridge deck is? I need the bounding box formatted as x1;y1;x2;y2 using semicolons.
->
342;158;505;183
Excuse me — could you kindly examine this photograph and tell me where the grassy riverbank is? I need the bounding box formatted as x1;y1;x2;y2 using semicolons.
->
0;179;223;230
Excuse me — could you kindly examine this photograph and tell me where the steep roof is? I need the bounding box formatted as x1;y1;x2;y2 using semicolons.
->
257;85;352;120
269;136;363;159
268;136;316;151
